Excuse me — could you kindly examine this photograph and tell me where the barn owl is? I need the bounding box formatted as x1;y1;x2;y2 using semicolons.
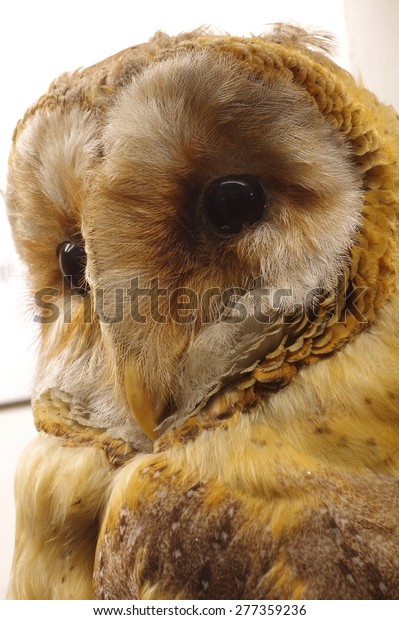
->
6;24;399;600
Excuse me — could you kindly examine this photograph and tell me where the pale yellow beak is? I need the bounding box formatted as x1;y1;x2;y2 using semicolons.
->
123;358;161;440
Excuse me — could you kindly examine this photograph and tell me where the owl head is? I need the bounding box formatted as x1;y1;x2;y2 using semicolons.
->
6;25;398;452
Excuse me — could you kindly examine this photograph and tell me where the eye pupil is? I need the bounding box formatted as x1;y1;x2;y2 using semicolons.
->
203;175;267;236
57;241;90;295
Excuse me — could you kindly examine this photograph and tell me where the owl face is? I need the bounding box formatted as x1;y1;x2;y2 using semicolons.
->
7;46;362;440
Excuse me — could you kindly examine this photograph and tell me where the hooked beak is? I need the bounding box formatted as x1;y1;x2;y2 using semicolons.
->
123;358;162;440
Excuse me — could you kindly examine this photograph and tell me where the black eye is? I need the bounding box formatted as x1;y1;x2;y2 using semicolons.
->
202;175;268;237
57;241;90;295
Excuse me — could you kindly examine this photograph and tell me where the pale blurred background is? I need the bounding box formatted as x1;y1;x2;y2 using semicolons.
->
0;0;397;600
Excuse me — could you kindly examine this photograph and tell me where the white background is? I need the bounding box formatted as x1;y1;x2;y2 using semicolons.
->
0;0;397;601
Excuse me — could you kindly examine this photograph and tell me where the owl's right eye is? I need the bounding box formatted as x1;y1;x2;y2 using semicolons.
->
57;241;90;295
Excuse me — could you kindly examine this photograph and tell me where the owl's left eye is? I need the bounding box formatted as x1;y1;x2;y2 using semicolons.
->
202;175;268;237
57;241;90;295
